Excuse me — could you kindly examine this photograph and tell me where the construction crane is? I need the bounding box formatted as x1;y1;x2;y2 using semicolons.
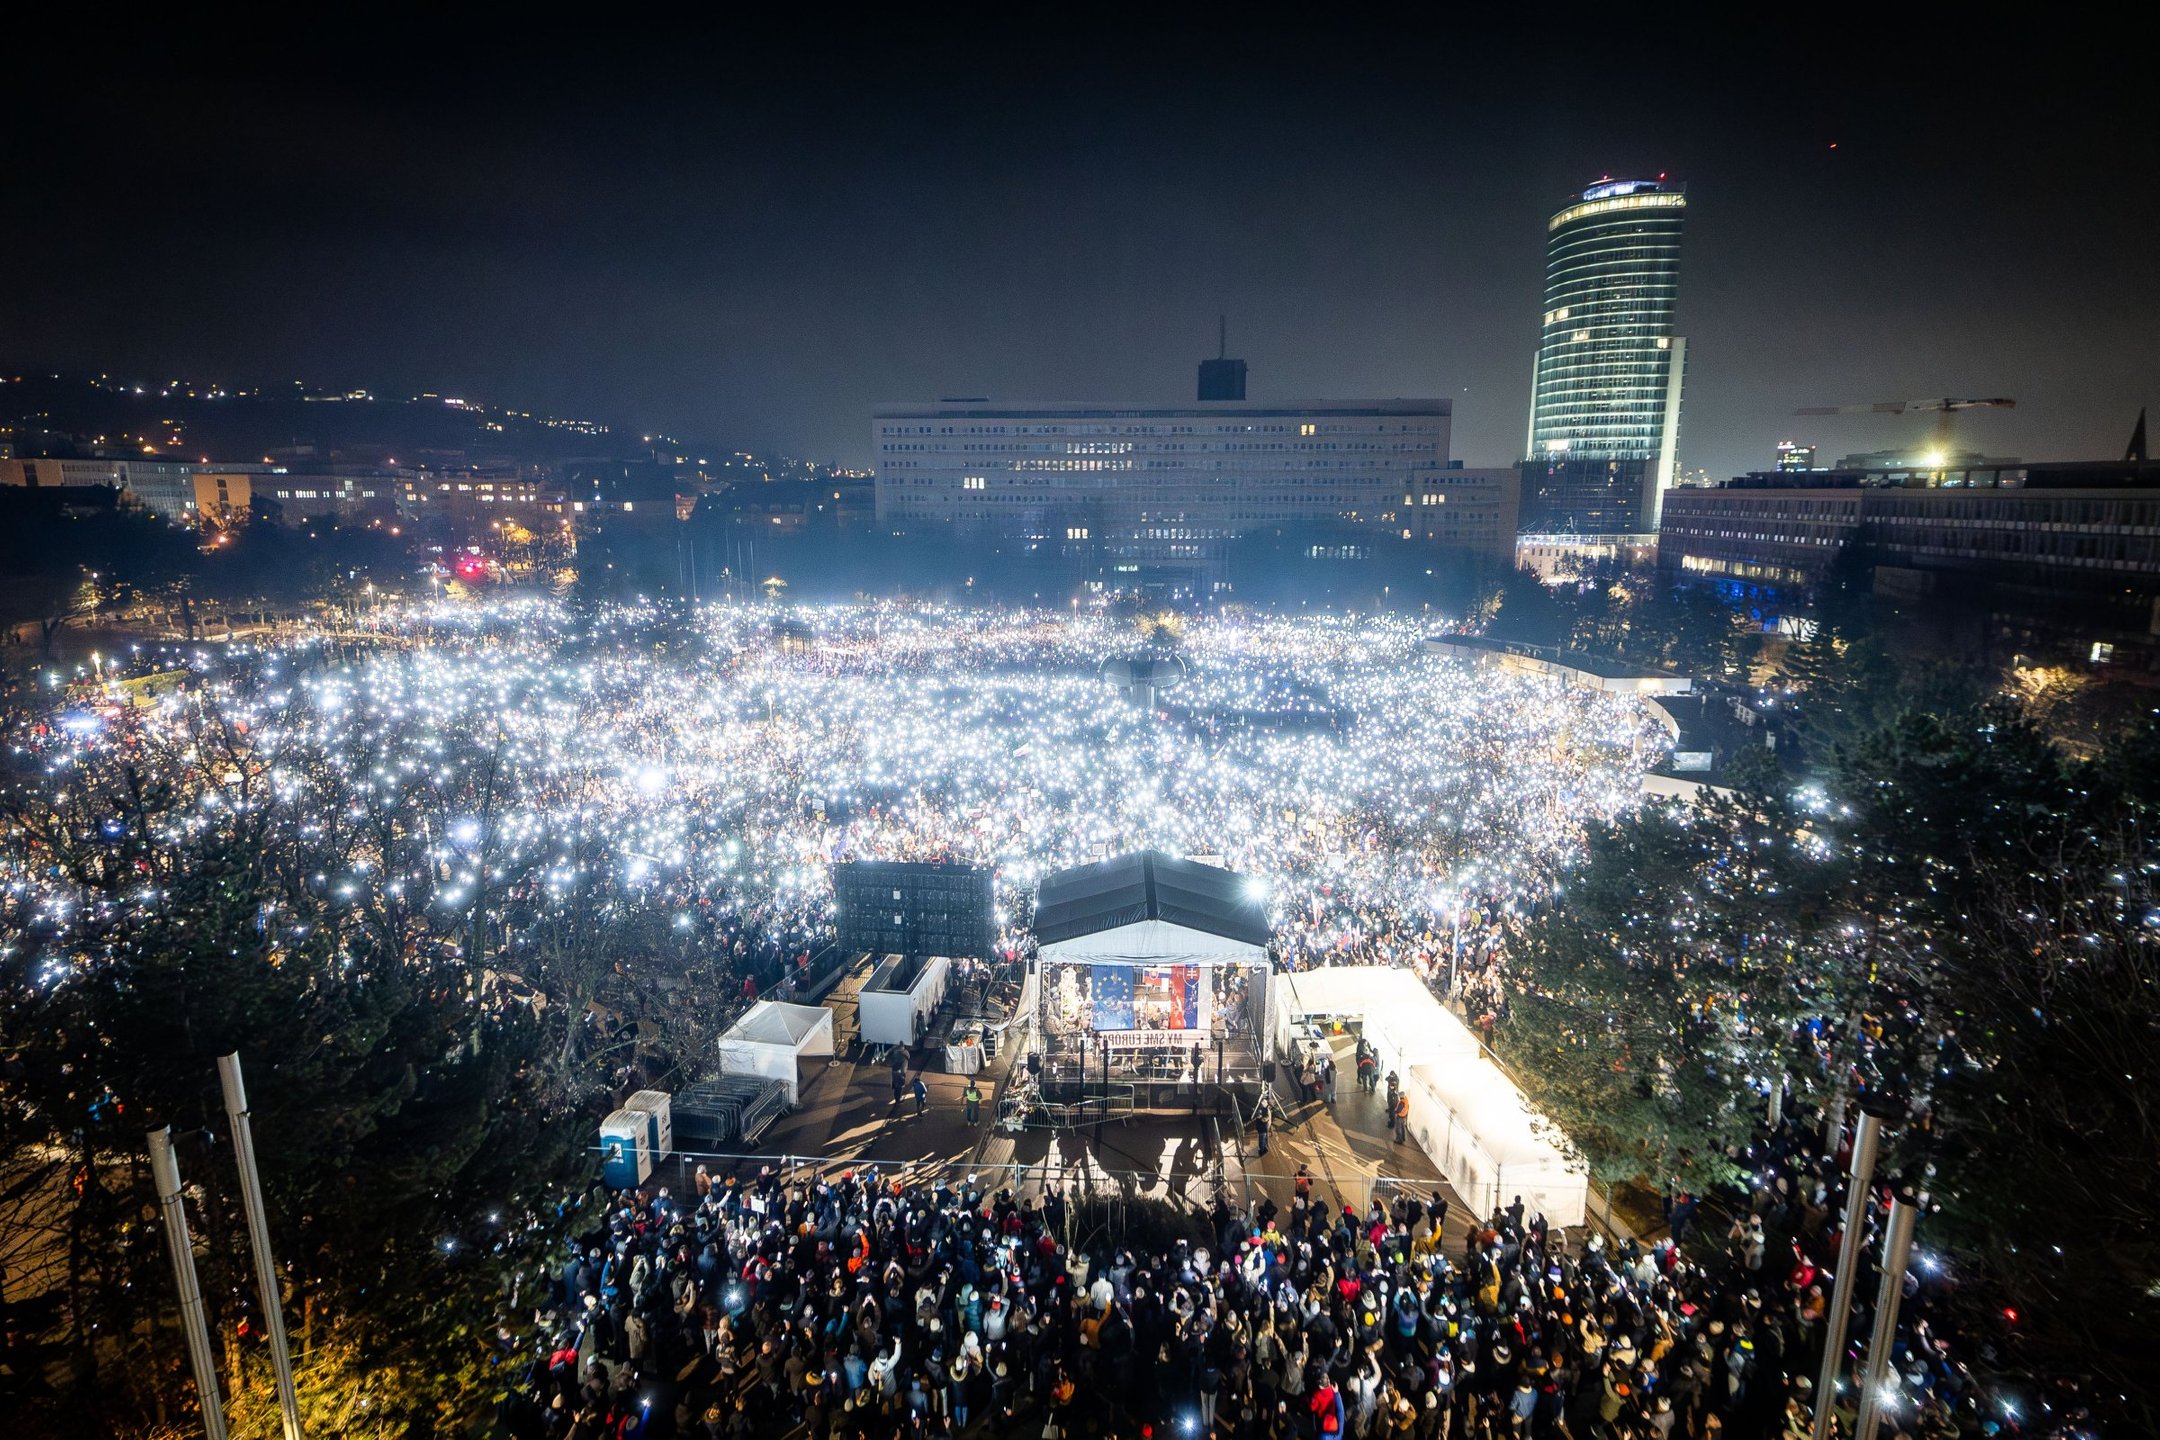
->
1792;397;2016;464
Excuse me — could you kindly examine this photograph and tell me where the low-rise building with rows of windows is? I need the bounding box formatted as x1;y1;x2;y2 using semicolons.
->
1658;458;2160;663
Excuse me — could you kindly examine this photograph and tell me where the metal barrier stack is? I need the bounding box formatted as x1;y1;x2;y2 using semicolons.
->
672;1077;789;1148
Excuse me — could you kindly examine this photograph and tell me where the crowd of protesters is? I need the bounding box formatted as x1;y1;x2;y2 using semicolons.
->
492;1084;2085;1440
1273;893;1518;1061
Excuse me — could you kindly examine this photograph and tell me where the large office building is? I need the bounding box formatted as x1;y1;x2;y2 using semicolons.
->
1521;177;1688;536
1398;463;1520;557
1;456;261;521
247;470;397;524
128;461;394;525
0;457;124;490
874;374;1517;587
394;469;569;532
112;459;271;522
1658;457;2160;662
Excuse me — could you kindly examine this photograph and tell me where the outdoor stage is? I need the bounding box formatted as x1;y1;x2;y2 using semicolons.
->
659;849;1591;1238
1028;850;1275;1107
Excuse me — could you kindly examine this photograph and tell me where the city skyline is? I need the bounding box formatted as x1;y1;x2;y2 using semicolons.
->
3;19;2156;1435
2;19;2151;482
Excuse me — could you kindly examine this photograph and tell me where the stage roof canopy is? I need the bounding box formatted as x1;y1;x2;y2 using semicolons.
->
1034;850;1270;949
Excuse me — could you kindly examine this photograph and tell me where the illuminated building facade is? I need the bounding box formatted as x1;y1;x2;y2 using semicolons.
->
1398;465;1521;560
249;472;395;524
1658;460;2160;663
5;457;276;524
112;460;211;519
1522;178;1687;534
394;471;568;535
873;397;1482;582
0;457;123;488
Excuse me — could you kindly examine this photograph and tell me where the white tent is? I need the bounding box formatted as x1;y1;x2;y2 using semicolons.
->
858;953;951;1047
1272;967;1476;1080
715;1000;835;1106
1405;1060;1587;1229
1270;965;1587;1228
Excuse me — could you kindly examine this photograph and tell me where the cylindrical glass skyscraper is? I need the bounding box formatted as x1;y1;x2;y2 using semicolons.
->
1521;178;1687;534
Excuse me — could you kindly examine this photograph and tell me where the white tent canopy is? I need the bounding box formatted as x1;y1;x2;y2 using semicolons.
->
1270;966;1587;1228
1040;918;1263;963
716;1000;835;1106
1273;967;1476;1078
1405;1060;1586;1230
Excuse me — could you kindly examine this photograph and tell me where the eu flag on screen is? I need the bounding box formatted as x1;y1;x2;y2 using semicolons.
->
1091;964;1135;1029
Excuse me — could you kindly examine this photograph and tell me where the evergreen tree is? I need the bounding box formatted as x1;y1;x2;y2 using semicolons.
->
1829;709;2158;1421
1778;627;1901;768
1483;569;1575;651
0;686;595;1437
1505;765;1834;1193
1508;696;2160;1425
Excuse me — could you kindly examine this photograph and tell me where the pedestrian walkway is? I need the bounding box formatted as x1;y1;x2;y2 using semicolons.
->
1247;1031;1480;1251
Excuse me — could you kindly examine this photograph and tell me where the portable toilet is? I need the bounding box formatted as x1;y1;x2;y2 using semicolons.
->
626;1089;673;1158
599;1108;652;1190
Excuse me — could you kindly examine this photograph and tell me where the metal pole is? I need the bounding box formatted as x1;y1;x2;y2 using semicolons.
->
218;1053;303;1440
1811;1107;1884;1440
1822;1071;1849;1152
1851;1189;1921;1440
1448;907;1460;1000
1096;1034;1107;1143
149;1127;229;1440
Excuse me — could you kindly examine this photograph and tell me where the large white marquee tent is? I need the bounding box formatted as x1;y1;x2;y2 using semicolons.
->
1271;966;1588;1228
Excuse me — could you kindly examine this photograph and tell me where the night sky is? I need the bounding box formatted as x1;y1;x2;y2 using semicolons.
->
4;18;2152;477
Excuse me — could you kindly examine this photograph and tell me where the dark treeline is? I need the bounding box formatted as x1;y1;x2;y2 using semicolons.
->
0;490;411;656
1502;636;2159;1427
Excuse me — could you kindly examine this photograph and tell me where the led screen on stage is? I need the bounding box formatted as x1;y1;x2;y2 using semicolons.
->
1087;963;1199;1031
1089;964;1135;1029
